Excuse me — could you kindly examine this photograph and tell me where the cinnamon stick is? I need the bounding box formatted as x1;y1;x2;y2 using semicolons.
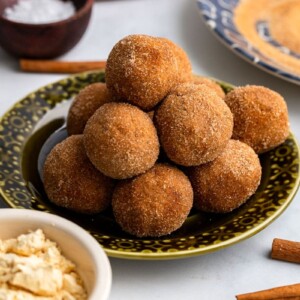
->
236;283;300;299
19;59;106;74
271;238;300;264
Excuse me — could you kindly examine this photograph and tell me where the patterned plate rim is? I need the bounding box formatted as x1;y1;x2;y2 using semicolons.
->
196;0;300;85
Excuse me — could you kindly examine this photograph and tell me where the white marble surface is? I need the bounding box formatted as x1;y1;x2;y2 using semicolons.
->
1;0;300;299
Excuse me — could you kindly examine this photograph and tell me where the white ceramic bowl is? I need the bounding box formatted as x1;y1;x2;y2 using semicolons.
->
0;209;112;300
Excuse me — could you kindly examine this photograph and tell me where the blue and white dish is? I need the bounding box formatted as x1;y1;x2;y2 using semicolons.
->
196;0;300;85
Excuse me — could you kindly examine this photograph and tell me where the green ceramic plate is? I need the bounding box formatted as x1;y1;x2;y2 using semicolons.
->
0;71;299;260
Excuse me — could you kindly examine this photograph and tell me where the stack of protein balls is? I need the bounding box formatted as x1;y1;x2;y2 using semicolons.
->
43;34;290;238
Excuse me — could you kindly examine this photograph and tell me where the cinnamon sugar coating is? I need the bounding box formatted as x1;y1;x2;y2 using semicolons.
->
192;75;225;99
225;85;290;153
161;38;192;82
189;140;262;213
43;135;114;214
155;83;233;166
67;83;115;135
83;102;159;179
112;164;193;237
169;82;207;97
105;34;178;111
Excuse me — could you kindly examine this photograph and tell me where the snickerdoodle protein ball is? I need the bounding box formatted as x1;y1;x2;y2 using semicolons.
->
189;139;262;213
112;163;193;237
191;75;225;99
155;83;233;166
224;85;290;153
105;34;179;111
83;102;159;179
43;135;114;214
67;83;115;135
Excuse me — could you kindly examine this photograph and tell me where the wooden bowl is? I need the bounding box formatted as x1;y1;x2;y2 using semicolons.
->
0;0;93;58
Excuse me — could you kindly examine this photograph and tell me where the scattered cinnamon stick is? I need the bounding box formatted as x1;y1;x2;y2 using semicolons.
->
236;283;300;299
271;238;300;264
19;59;106;74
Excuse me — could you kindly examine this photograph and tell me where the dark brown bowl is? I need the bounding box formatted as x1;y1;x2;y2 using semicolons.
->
0;0;93;59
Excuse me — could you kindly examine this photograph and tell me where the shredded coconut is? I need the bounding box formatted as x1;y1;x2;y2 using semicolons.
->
3;0;76;24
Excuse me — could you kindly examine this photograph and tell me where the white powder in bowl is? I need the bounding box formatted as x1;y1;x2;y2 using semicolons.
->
3;0;76;24
0;229;87;299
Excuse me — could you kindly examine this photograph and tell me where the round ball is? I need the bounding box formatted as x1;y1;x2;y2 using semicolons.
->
155;84;233;166
112;164;193;237
83;102;160;179
105;34;178;111
43;135;114;214
189;140;262;213
67;83;114;136
224;85;290;153
192;75;225;99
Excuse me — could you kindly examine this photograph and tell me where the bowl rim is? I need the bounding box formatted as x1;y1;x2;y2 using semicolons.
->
0;0;94;27
0;208;112;300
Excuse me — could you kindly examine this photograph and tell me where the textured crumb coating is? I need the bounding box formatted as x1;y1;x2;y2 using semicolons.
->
105;34;178;111
112;164;193;237
155;84;233;166
169;82;208;97
161;38;192;82
191;75;225;99
189;140;262;213
83;102;160;179
67;83;115;136
225;85;290;153
43;135;114;214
